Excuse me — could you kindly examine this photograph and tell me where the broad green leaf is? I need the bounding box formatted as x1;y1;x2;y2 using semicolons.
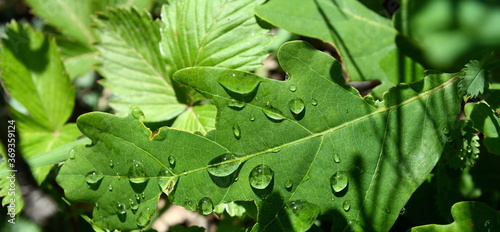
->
171;105;217;134
159;0;271;75
57;41;461;231
93;8;186;122
255;0;424;97
459;60;492;98
397;0;500;72
410;201;500;232
465;102;500;155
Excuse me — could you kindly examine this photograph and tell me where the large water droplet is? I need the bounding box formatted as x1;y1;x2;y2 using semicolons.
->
131;107;144;120
228;99;246;110
262;101;285;121
249;164;274;189
333;153;341;163
343;200;351;212
310;99;318;106
288;98;305;115
198;197;213;215
207;153;240;177
69;149;75;159
284;180;293;190
330;171;348;192
289;85;297;92
168;156;176;167
232;124;241;139
218;71;261;95
129;160;147;184
129;199;139;211
86;171;104;185
115;202;127;215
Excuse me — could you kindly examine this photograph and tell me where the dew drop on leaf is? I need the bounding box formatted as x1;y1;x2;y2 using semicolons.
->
399;207;406;215
333;153;341;163
85;171;104;185
233;124;241;139
484;220;491;228
385;207;391;214
94;202;99;209
68;149;75;159
128;160;147;184
343;200;351;212
168;156;176;167
109;159;114;168
288;98;305;115
207;153;240;177
129;199;139;211
250;115;255;122
228;99;246;110
289;85;297;92
108;184;113;191
284;180;293;190
135;210;150;228
330;171;348;192
115;202;127;215
135;194;140;201
249;164;274;189
198;197;214;215
131;107;144;120
442;127;449;134
310;99;318;106
262;101;285;121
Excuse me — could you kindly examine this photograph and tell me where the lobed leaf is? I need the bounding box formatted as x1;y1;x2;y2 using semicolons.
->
255;0;424;97
57;41;461;231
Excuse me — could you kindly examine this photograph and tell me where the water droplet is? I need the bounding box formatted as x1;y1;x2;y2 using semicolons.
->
262;101;285;121
333;153;341;163
69;149;75;159
86;171;104;185
442;127;449;134
207;153;241;177
129;160;147;184
109;159;114;168
129;199;139;211
289;85;297;92
385;207;391;213
198;197;214;215
218;72;261;95
135;194;140;201
115;202;127;215
447;136;453;142
228;99;246;110
108;185;113;191
288;98;305;115
131;107;144;120
250;115;255;122
343;200;351;212
399;207;406;215
232;124;241;139
484;220;491;228
284;180;293;190
141;192;145;199
94;202;99;209
249;164;274;189
136;210;150;228
168;156;176;167
310;99;318;106
330;171;348;192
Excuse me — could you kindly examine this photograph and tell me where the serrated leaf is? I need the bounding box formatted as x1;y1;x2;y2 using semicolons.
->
93;8;186;122
255;0;424;97
459;60;492;98
465;102;500;155
57;41;461;231
410;201;500;232
159;0;271;74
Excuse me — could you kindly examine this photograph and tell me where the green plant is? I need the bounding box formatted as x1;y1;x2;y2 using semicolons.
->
1;0;500;231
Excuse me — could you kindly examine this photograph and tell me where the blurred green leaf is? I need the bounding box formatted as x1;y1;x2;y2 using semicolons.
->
410;201;500;232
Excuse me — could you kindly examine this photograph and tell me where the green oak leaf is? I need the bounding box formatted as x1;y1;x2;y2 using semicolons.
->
0;21;81;212
410;201;500;232
465;102;500;155
459;60;492;98
57;41;461;231
255;0;424;97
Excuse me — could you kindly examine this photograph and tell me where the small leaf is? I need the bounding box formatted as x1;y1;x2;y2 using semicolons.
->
465;102;500;155
459;60;492;98
410;201;500;232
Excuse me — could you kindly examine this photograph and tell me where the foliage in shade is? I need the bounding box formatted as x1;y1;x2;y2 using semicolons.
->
441;120;481;169
56;41;462;231
0;22;81;212
465;102;500;155
410;201;500;232
255;0;424;97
